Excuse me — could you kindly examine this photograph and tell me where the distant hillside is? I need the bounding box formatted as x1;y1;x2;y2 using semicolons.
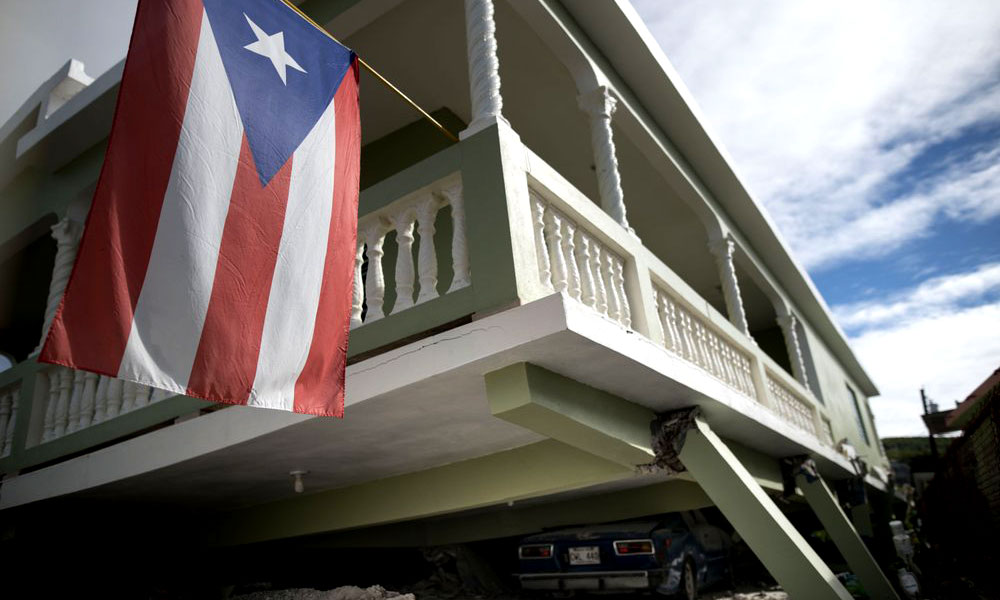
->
883;437;954;470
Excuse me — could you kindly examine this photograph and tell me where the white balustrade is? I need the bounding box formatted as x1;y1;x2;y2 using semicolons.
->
38;364;173;443
0;384;20;457
529;189;632;329
652;286;757;400
351;177;471;329
766;372;818;436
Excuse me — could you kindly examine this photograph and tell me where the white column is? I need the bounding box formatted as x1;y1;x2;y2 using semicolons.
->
34;217;83;354
777;311;811;391
578;87;631;232
708;235;750;336
462;0;507;138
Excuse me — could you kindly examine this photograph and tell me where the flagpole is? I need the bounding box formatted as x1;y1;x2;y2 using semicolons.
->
281;0;460;143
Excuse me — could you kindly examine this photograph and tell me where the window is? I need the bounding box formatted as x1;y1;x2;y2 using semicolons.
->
846;384;869;445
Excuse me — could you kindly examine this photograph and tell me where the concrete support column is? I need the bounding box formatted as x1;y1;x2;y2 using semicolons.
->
794;461;900;600
34;217;82;355
677;417;853;600
462;0;508;138
577;87;631;232
708;234;750;336
776;311;811;391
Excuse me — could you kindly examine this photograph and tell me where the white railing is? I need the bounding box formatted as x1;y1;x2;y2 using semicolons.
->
766;371;818;436
39;365;172;443
528;188;631;329
652;285;757;401
352;175;470;328
520;147;831;445
0;382;20;457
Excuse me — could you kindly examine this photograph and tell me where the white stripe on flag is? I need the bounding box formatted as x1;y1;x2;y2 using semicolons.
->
248;97;338;410
118;10;243;393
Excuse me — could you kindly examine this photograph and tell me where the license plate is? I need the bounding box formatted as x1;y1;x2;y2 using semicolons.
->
569;546;600;565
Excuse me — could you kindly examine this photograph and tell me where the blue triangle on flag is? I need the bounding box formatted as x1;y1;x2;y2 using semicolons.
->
203;0;354;187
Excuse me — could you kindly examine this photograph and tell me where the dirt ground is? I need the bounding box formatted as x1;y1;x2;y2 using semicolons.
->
231;584;789;600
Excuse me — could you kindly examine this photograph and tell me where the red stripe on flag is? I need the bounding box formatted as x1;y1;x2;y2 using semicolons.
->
40;0;204;375
292;62;361;417
186;137;294;404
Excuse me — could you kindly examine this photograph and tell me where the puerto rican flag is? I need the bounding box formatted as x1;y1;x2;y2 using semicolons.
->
40;0;360;417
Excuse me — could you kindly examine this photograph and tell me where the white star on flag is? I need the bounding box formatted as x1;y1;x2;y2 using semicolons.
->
243;13;307;84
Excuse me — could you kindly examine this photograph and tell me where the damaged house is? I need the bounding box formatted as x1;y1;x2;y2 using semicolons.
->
0;1;896;597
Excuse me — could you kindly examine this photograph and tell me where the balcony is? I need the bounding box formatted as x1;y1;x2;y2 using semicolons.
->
0;122;840;489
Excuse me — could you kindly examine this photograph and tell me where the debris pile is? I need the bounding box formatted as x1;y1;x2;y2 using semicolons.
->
233;585;415;600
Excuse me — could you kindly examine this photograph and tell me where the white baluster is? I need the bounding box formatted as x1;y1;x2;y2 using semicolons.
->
120;380;136;413
740;357;756;398
416;197;441;304
43;369;59;441
543;209;567;293
1;388;17;456
392;209;417;313
613;257;630;327
576;232;596;309
559;218;581;301
530;195;552;288
133;384;151;409
0;391;11;455
53;368;72;438
350;239;365;328
666;297;683;354
707;335;724;380
720;345;738;389
680;311;697;363
93;376;109;424
591;245;608;315
66;370;84;434
0;388;21;456
106;378;123;419
78;371;98;430
363;225;387;322
603;253;622;323
440;185;471;293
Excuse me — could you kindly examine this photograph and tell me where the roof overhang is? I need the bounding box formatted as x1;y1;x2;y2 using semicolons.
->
560;0;878;397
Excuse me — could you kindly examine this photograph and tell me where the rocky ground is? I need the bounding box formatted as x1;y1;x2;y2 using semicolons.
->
230;584;789;600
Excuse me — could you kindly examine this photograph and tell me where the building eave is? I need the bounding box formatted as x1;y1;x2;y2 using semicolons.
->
560;0;879;397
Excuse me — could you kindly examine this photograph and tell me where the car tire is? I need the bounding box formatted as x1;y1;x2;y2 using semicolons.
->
679;558;697;600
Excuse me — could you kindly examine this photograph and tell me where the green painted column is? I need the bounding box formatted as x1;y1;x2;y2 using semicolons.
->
797;469;900;600
679;418;853;600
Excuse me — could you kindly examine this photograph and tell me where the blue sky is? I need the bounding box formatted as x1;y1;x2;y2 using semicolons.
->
2;0;997;437
633;0;1000;435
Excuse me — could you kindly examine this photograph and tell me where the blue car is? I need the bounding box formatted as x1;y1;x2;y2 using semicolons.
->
516;511;732;598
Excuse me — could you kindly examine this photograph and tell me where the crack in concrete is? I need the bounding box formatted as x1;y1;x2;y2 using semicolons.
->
349;326;506;376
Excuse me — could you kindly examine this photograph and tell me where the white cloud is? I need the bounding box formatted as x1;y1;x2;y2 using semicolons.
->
828;264;1000;436
834;262;1000;330
633;0;1000;270
851;302;1000;436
